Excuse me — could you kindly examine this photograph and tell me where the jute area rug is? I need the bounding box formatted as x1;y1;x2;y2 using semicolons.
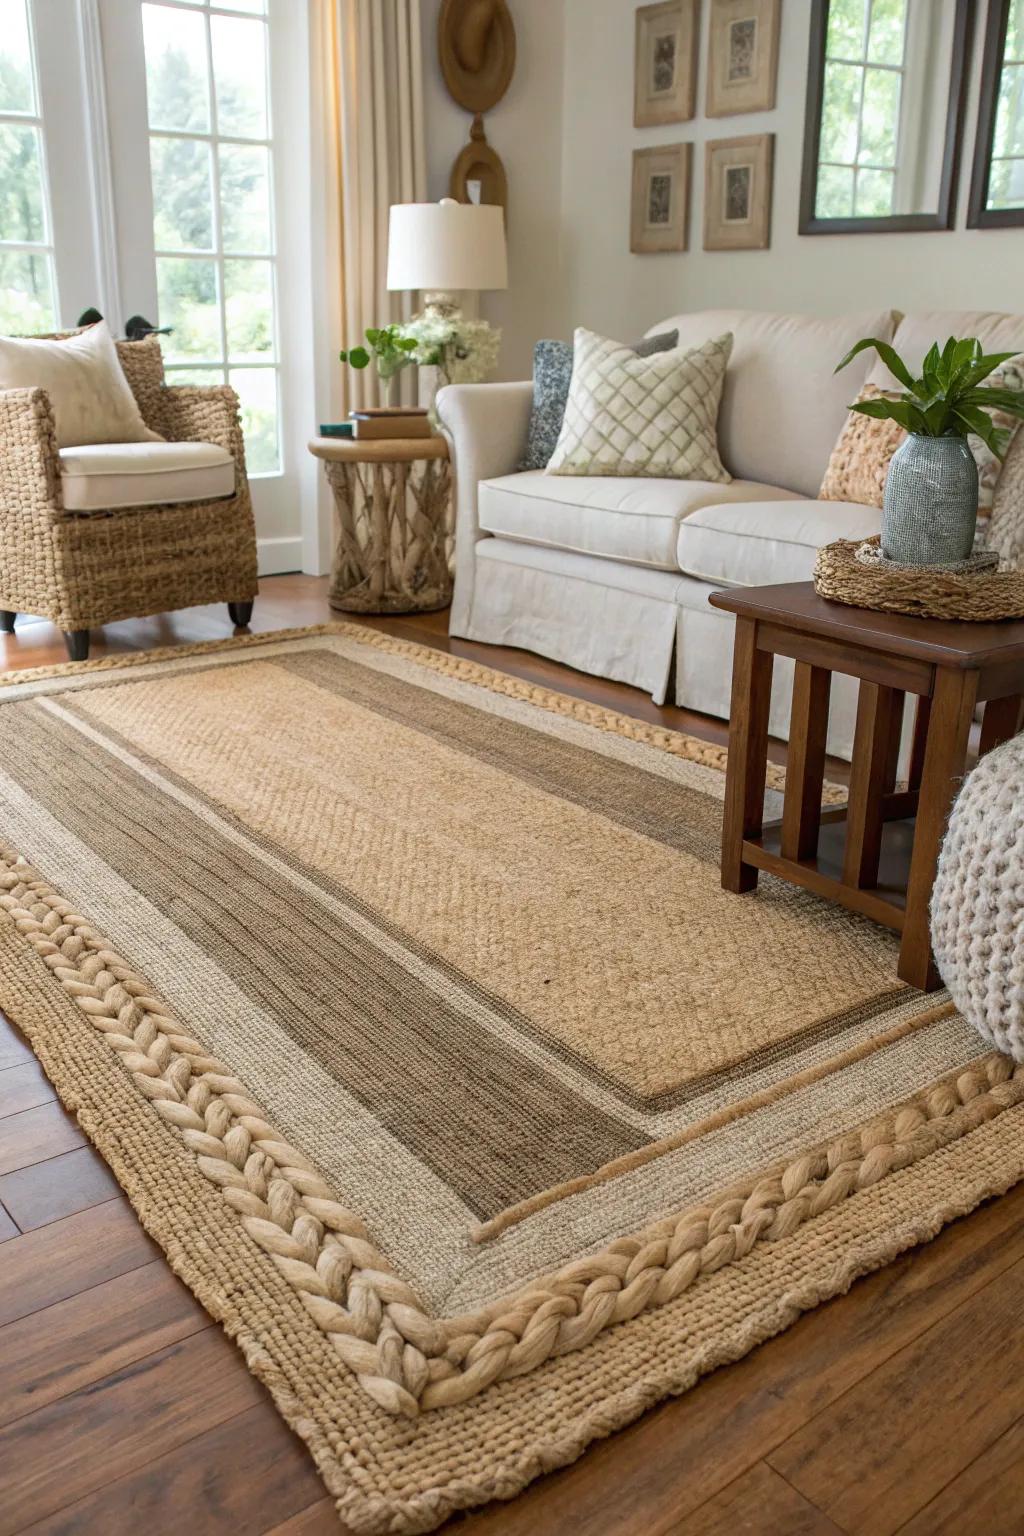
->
2;623;1022;1533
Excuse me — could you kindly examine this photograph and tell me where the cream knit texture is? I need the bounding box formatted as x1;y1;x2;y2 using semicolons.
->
932;732;1024;1060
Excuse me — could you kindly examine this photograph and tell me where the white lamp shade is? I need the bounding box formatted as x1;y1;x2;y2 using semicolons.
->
386;199;508;292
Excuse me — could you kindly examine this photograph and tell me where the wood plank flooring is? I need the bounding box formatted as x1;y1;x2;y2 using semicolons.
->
0;574;1020;1535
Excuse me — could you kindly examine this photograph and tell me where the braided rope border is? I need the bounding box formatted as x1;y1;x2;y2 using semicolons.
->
3;844;1022;1420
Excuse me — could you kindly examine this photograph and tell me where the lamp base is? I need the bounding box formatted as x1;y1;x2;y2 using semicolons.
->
422;291;462;323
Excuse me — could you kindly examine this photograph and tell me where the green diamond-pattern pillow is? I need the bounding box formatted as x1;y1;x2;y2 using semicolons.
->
546;327;733;481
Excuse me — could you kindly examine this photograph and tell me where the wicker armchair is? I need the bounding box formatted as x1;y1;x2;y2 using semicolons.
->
0;335;258;661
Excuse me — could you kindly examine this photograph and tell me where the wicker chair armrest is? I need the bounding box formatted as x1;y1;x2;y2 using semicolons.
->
161;384;249;474
0;387;62;522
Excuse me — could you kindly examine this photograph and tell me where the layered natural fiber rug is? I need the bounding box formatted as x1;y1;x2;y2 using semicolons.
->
2;623;1023;1532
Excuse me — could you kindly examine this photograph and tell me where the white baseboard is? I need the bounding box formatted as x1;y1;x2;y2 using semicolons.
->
257;535;305;576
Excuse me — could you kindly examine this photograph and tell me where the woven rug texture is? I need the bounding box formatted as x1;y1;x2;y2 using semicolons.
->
1;621;1022;1534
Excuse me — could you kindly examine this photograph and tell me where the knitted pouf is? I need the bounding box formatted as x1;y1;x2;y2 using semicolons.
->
931;733;1024;1060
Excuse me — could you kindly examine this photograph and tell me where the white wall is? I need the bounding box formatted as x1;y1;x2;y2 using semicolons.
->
420;0;567;379
421;0;1024;369
561;0;1024;338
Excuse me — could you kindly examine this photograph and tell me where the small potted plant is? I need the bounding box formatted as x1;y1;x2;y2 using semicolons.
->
836;336;1024;565
339;325;419;405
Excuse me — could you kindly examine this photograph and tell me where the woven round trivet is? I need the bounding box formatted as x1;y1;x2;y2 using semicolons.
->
814;536;1024;621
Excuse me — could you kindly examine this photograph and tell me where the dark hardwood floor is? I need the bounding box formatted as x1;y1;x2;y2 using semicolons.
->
0;574;1021;1535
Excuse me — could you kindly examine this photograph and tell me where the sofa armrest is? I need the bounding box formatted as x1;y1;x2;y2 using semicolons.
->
161;384;249;476
435;380;534;635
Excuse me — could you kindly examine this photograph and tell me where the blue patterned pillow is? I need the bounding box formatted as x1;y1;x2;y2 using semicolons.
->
519;329;679;472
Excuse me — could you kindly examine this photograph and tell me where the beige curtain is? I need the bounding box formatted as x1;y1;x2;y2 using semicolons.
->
313;0;427;413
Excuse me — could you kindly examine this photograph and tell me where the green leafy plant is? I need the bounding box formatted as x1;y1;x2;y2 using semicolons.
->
835;335;1024;460
339;325;419;384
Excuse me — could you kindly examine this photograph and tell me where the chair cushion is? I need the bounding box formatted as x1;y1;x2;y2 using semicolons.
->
0;321;163;448
59;441;235;512
676;498;883;587
478;469;804;571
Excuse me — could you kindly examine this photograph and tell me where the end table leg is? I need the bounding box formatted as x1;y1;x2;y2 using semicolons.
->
844;682;901;890
722;617;773;894
781;662;831;862
979;694;1023;758
899;667;979;990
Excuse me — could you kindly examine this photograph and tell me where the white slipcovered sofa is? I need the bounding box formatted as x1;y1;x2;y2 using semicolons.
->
437;306;1024;760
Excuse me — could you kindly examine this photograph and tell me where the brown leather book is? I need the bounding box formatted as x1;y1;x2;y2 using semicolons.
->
352;415;435;440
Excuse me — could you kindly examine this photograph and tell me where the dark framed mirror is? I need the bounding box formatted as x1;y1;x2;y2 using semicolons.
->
968;0;1024;226
799;0;974;234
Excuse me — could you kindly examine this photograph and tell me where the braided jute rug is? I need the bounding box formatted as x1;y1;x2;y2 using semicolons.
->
1;622;1022;1533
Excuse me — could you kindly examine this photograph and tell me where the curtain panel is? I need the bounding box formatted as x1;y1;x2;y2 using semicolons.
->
312;0;427;414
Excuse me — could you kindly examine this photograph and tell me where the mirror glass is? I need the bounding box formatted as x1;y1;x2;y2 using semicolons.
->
801;0;968;231
983;0;1024;212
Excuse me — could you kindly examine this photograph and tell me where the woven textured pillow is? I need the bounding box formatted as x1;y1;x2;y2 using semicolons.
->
546;328;732;481
519;330;679;472
821;367;1024;511
819;384;904;508
0;320;162;448
988;422;1024;568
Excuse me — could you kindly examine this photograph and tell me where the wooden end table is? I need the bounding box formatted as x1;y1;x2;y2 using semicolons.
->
710;581;1024;991
308;435;452;614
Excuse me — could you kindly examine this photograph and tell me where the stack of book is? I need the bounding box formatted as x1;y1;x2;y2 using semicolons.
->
350;406;433;441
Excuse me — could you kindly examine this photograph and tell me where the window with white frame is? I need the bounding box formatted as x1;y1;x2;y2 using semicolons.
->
141;0;280;472
0;0;57;332
816;0;908;219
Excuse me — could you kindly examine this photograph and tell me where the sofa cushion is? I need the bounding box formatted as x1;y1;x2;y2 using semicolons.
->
676;499;882;588
866;311;1024;387
646;307;897;498
59;441;235;512
478;470;804;571
519;330;678;472
547;329;733;481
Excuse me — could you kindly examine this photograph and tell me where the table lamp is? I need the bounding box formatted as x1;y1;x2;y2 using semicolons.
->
387;197;508;326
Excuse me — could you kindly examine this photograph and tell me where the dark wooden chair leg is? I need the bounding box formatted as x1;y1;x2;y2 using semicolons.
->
0;611;16;633
721;617;774;894
899;667;979;990
978;693;1023;758
63;630;90;662
228;601;254;628
843;682;901;891
781;661;831;861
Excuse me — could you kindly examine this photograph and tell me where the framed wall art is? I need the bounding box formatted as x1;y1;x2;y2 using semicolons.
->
706;0;780;117
704;133;774;250
634;0;699;126
631;142;691;252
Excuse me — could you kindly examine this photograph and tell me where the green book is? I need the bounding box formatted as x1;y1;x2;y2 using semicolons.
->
319;422;354;439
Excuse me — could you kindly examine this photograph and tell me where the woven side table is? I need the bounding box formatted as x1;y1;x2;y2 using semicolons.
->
308;436;453;614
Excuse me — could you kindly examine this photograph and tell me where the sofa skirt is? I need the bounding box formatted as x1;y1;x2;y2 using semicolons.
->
458;538;910;763
674;582;875;761
463;540;681;704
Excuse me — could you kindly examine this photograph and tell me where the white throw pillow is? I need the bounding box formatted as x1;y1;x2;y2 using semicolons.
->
0;321;162;448
546;328;733;481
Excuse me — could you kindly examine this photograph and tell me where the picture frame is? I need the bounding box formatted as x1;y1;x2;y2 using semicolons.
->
631;143;691;253
704;133;774;250
706;0;780;117
634;0;699;127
